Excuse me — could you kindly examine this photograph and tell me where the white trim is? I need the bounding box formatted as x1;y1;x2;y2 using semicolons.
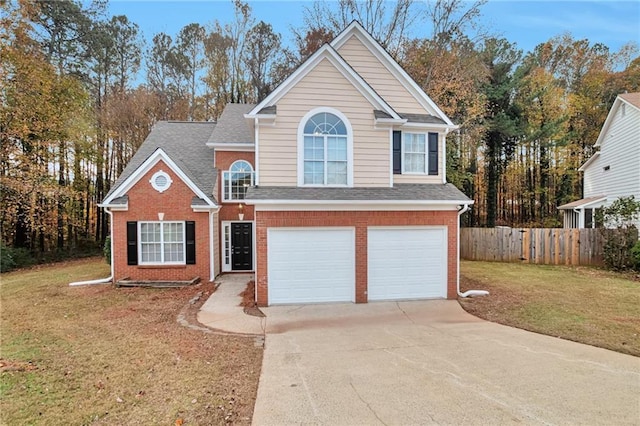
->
442;131;448;184
401;132;428;175
247;199;472;206
579;151;600;171
137;221;186;266
221;220;256;272
150;170;173;192
254;117;260;185
297;107;354;187
214;211;217;281
594;95;640;148
247;44;399;120
400;122;458;130
252;202;464;212
330;22;454;126
206;142;255;152
388;128;394;187
98;203;128;211
222;160;255;202
103;148;217;207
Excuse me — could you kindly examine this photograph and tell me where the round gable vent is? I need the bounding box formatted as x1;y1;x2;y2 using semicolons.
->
150;170;173;193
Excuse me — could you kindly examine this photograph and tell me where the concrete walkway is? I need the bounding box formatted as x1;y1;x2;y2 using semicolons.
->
197;274;265;335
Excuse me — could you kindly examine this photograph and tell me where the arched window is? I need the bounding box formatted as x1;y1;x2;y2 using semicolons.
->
300;111;350;185
223;160;254;201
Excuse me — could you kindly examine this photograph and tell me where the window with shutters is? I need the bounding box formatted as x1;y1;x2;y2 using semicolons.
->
139;222;185;264
398;132;439;176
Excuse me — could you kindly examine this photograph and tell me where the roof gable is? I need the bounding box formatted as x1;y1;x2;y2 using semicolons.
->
595;93;640;148
247;43;399;119
103;121;217;205
330;21;454;126
102;148;216;207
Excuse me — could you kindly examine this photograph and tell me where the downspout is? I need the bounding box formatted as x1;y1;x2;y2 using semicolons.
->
457;204;489;298
69;208;113;286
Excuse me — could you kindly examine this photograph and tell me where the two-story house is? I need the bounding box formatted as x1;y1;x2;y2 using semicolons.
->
558;93;640;229
100;21;473;306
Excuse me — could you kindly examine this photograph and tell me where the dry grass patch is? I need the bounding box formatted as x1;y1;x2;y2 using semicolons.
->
459;261;640;356
1;258;262;425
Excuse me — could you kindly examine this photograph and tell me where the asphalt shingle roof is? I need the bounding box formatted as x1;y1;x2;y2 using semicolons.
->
557;195;606;210
104;121;217;203
619;92;640;109
374;110;446;125
207;103;256;144
245;183;471;202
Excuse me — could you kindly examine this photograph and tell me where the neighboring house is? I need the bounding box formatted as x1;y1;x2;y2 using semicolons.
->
558;92;640;229
101;21;472;306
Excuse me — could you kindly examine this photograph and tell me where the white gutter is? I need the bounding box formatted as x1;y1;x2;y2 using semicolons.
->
457;204;489;298
69;208;114;286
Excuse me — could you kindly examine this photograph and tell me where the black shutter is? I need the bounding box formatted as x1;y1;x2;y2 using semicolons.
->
428;132;439;175
393;131;402;174
185;221;196;264
126;221;138;265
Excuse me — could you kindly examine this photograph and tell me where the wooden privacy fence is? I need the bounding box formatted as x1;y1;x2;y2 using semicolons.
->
460;227;605;266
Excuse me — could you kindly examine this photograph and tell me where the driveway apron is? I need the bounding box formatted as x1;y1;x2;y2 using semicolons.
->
252;300;639;425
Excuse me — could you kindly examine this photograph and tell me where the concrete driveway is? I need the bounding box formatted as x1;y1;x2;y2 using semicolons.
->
252;300;639;425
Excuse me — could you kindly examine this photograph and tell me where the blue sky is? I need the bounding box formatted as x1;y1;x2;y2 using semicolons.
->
108;0;639;54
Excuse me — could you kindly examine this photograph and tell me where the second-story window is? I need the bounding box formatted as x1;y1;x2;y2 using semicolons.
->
223;160;254;201
303;112;348;185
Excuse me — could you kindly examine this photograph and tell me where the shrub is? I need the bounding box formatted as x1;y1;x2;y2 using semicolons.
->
632;240;640;271
599;196;640;271
1;243;16;272
0;243;36;272
103;236;111;264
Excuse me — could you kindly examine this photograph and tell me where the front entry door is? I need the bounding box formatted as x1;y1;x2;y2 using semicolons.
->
231;223;252;270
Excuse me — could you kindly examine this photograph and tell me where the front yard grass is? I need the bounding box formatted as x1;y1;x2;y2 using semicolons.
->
459;261;640;357
0;258;262;425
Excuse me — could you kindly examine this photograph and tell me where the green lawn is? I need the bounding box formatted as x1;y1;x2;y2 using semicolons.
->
1;258;262;425
459;261;640;356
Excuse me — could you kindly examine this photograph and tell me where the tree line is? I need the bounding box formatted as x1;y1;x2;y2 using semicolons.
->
1;0;638;261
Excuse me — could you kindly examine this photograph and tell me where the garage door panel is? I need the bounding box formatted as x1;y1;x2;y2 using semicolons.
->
368;227;447;301
268;228;355;305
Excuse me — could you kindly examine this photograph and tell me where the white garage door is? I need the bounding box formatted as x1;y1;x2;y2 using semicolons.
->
368;227;447;300
268;228;355;305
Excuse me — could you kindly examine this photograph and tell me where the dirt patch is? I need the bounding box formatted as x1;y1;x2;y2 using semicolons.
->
0;359;38;372
239;280;265;318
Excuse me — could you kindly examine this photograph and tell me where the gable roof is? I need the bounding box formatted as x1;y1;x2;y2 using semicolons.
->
331;21;454;127
247;42;400;120
102;121;217;205
595;92;640;147
207;103;256;145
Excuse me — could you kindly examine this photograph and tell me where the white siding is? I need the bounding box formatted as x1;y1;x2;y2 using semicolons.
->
258;58;390;187
583;102;640;228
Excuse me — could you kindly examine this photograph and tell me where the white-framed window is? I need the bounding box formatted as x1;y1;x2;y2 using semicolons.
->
223;160;254;201
403;133;427;174
150;170;173;192
298;108;353;187
139;221;185;264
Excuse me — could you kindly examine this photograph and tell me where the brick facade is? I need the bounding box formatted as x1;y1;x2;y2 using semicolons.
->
214;151;256;273
111;161;212;282
254;210;459;306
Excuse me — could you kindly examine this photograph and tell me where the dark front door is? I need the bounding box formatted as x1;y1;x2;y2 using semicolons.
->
231;223;252;270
